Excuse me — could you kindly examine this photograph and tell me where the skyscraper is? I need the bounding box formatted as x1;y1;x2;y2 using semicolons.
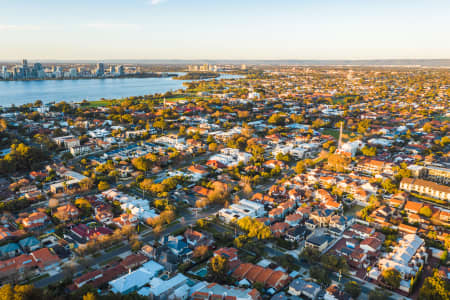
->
117;65;124;76
96;62;105;76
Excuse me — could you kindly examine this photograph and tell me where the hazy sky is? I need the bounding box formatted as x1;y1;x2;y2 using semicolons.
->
0;0;449;60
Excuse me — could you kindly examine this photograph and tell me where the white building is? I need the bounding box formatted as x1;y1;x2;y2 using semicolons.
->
209;148;251;167
218;199;265;222
370;234;427;292
338;140;365;157
102;189;158;221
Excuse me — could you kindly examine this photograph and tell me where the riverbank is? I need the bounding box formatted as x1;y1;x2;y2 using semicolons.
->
172;72;219;80
0;72;178;82
0;73;243;106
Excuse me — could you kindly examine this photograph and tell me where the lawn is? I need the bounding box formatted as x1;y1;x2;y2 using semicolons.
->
344;204;364;217
85;99;119;107
321;128;352;140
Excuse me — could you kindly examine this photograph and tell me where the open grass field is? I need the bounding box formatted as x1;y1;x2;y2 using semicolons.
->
321;128;352;140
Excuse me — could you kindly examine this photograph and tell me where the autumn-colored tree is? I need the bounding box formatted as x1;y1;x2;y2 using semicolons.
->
381;268;401;289
208;255;228;281
327;153;351;172
193;245;209;258
97;181;110;191
83;292;97;300
0;284;13;300
419;270;450;300
419;206;432;218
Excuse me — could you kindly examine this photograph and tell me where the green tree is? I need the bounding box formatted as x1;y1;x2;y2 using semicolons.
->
310;265;331;286
344;281;361;298
368;288;391;300
300;247;321;263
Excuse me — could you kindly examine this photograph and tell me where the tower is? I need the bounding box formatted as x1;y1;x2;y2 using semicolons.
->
338;121;343;150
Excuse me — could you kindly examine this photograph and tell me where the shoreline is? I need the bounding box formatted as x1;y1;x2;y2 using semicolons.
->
0;73;180;82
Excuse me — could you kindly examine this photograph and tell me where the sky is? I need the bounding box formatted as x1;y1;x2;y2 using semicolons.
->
0;0;449;61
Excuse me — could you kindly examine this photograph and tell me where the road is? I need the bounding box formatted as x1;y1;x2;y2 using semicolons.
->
264;244;410;300
34;206;219;288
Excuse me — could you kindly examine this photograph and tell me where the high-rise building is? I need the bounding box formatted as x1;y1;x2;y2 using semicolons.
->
117;65;124;76
69;68;78;77
1;66;6;79
96;62;105;76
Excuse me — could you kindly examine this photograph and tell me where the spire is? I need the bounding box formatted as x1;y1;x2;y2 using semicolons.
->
338;121;343;150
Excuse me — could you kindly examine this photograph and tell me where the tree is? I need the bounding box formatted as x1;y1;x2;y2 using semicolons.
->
139;179;153;197
98;181;110;191
381;268;401;289
312;118;326;129
193;245;209;259
75;197;92;215
153;120;167;131
208;255;228;281
13;284;42;300
0;119;7;132
321;254;349;274
268;113;285;125
419;206;432;218
344;281;361;298
131;239;142;252
423;122;433;133
419;270;450;300
300;247;321;264
381;178;397;194
79;178;94;191
236;216;272;239
208;142;218;152
132;156;153;173
327;153;351;172
0;284;13;300
310;265;331;286
294;161;306;174
83;292;97;300
361;146;377;156
357;119;370;134
368;288;391;300
207;181;230;205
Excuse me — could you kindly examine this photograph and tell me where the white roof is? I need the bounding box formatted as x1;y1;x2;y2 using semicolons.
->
110;268;154;294
110;260;163;294
149;274;187;296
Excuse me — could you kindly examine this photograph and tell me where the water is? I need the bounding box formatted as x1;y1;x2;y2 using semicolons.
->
0;73;242;106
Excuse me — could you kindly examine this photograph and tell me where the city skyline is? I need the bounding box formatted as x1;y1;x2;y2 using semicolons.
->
0;0;449;60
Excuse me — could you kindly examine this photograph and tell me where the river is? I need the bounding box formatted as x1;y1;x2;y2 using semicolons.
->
0;73;242;106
